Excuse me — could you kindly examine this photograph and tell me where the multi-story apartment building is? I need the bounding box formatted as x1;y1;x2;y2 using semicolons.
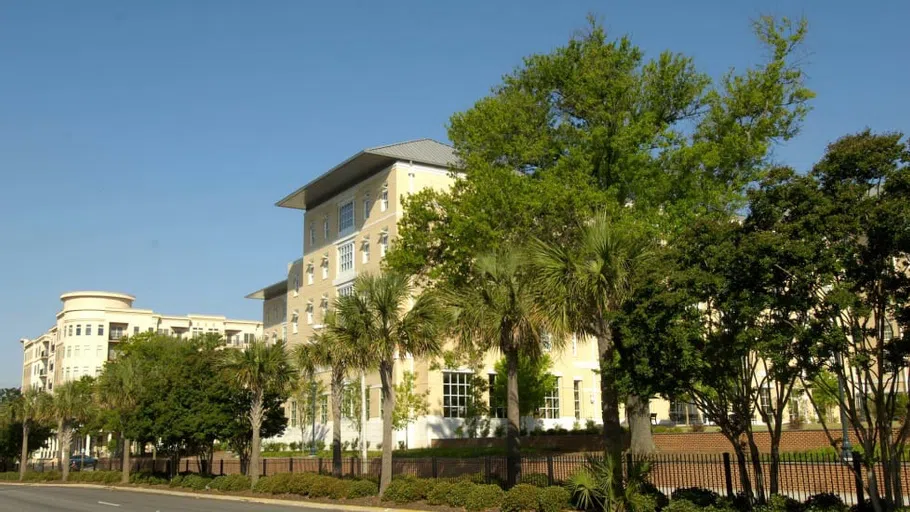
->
250;139;609;449
19;290;263;460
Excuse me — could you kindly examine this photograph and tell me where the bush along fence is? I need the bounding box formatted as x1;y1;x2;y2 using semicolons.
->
16;452;900;507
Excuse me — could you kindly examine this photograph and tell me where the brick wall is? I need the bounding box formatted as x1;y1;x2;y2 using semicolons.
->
430;429;862;454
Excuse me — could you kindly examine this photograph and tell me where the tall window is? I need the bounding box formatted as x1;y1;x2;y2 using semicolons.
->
443;372;472;418
309;225;316;246
541;331;552;352
363;196;371;220
321;258;329;279
320;395;329;424
338;242;354;274
133;326;139;335
541;377;560;419
380;184;389;211
488;374;504;418
338;284;354;297
339;201;354;235
323;217;329;240
307;263;314;284
281;324;287;341
306;305;313;325
75;346;80;357
67;325;72;337
96;346;102;357
76;325;82;336
366;389;372;419
98;324;104;337
85;325;92;336
379;231;388;257
290;400;298;428
362;240;370;263
66;347;71;358
669;399;702;425
293;275;299;296
291;311;299;334
574;381;581;420
759;386;772;412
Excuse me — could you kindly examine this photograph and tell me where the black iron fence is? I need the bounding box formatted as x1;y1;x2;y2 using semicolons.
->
15;452;904;506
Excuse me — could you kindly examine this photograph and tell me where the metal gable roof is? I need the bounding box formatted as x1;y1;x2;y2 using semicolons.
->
276;139;457;211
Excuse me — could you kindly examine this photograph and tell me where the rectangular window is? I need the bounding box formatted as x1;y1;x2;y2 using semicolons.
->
320;395;329;423
281;324;287;341
307;265;314;285
443;372;472;418
669;399;702;425
380;184;389;211
83;366;88;375
133;326;139;335
542;331;552;352
73;367;80;377
291;311;299;334
339;201;354;235
322;259;329;279
363;197;371;220
75;346;80;357
98;324;104;337
366;390;372;419
759;386;772;412
68;325;73;337
306;306;313;325
65;368;70;380
84;344;89;354
323;217;329;240
379;232;388;257
96;346;102;357
110;326;124;340
489;374;504;418
95;366;101;376
309;225;316;246
293;275;300;296
362;241;370;263
574;381;581;420
66;346;71;358
541;377;560;419
76;324;82;336
85;325;92;336
338;242;354;274
290;400;298;428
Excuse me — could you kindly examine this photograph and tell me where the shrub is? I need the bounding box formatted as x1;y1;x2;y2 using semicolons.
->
805;493;846;512
347;479;379;498
447;481;478;508
169;474;184;487
671;487;720;508
382;476;433;503
253;473;297;494
23;470;61;482
0;472;18;481
288;473;319;495
521;473;550;488
538;486;571;512
180;474;213;490
466;484;505;511
428;481;455;505
130;471;168;485
630;493;659;512
502;484;541;512
309;475;349;499
664;500;703;512
209;474;251;492
764;494;804;512
689;423;706;433
639;482;670;510
455;472;486;484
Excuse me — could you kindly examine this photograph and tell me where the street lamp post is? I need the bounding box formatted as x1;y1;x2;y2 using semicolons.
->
310;381;317;457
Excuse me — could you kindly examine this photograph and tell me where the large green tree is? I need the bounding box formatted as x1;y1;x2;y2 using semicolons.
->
444;250;557;486
51;378;95;481
0;388;52;471
390;15;813;460
335;273;447;493
492;354;556;419
96;355;144;483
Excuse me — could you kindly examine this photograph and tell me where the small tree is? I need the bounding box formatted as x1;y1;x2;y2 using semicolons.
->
51;378;95;481
493;354;556;420
9;388;50;480
392;371;429;449
96;356;143;484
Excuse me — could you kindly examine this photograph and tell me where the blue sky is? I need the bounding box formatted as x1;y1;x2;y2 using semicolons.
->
1;1;908;387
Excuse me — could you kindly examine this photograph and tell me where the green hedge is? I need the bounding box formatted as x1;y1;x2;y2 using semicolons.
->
179;474;213;490
69;471;121;484
382;476;434;503
466;484;505;511
250;472;375;499
520;473;550;488
347;479;379;498
502;484;541;512
209;474;251;492
129;471;168;485
538;486;571;512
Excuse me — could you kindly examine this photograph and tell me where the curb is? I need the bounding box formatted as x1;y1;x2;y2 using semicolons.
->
0;482;411;512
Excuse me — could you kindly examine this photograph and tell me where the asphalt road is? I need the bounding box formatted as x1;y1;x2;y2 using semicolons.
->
0;485;339;511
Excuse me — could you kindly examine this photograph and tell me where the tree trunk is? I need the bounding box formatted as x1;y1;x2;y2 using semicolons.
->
18;422;29;481
57;418;66;479
121;434;131;483
60;423;73;482
734;443;754;503
597;330;624;486
769;424;782;496
331;369;344;477
627;394;656;454
745;430;766;504
505;348;522;487
360;371;368;476
249;391;264;487
379;359;395;494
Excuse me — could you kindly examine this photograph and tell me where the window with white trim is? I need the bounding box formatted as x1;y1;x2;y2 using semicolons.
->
379;231;388;257
363;195;371;220
338;284;354;297
76;324;82;336
541;331;552;352
85;325;92;336
98;324;104;337
443;372;472;418
339;201;354;235
291;311;299;334
541;377;560;419
309;225;316;246
573;380;581;420
338;242;354;274
307;263;314;284
323;217;329;240
380;184;389;211
362;240;370;263
321;258;329;279
306;304;313;325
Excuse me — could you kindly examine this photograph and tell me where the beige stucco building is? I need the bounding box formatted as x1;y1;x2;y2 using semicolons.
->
248;139;616;449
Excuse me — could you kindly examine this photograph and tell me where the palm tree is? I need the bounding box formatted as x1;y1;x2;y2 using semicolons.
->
51;379;94;481
531;210;654;472
444;249;557;487
219;340;295;487
96;357;143;484
335;273;447;493
11;387;51;481
292;311;368;477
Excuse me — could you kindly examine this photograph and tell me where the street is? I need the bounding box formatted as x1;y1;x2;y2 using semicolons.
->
0;485;340;512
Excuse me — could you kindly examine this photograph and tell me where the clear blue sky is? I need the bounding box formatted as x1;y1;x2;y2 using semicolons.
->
2;1;908;387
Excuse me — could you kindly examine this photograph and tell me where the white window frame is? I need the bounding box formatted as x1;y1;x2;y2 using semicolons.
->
541;377;560;419
338;283;354;297
379;232;388;257
291;311;299;334
307;263;314;285
323;217;329;240
442;371;472;418
380;184;389;212
573;380;581;420
362;240;370;264
338;200;355;236
363;195;371;220
309;225;316;246
321;258;329;279
338;242;354;275
306;305;314;325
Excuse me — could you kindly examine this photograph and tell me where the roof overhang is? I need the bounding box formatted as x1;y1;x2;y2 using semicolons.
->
276;152;397;211
245;279;289;300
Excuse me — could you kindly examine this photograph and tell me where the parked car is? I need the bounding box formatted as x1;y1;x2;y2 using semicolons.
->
69;455;97;470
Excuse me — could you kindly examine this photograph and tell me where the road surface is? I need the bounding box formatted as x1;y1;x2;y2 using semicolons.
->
0;485;340;511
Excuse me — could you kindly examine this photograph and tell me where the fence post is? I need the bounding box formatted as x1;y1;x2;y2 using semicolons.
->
722;453;734;498
547;455;555;486
220;459;224;476
262;458;267;477
351;457;355;477
852;452;865;511
484;457;492;485
318;458;323;474
289;457;293;474
432;457;438;479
